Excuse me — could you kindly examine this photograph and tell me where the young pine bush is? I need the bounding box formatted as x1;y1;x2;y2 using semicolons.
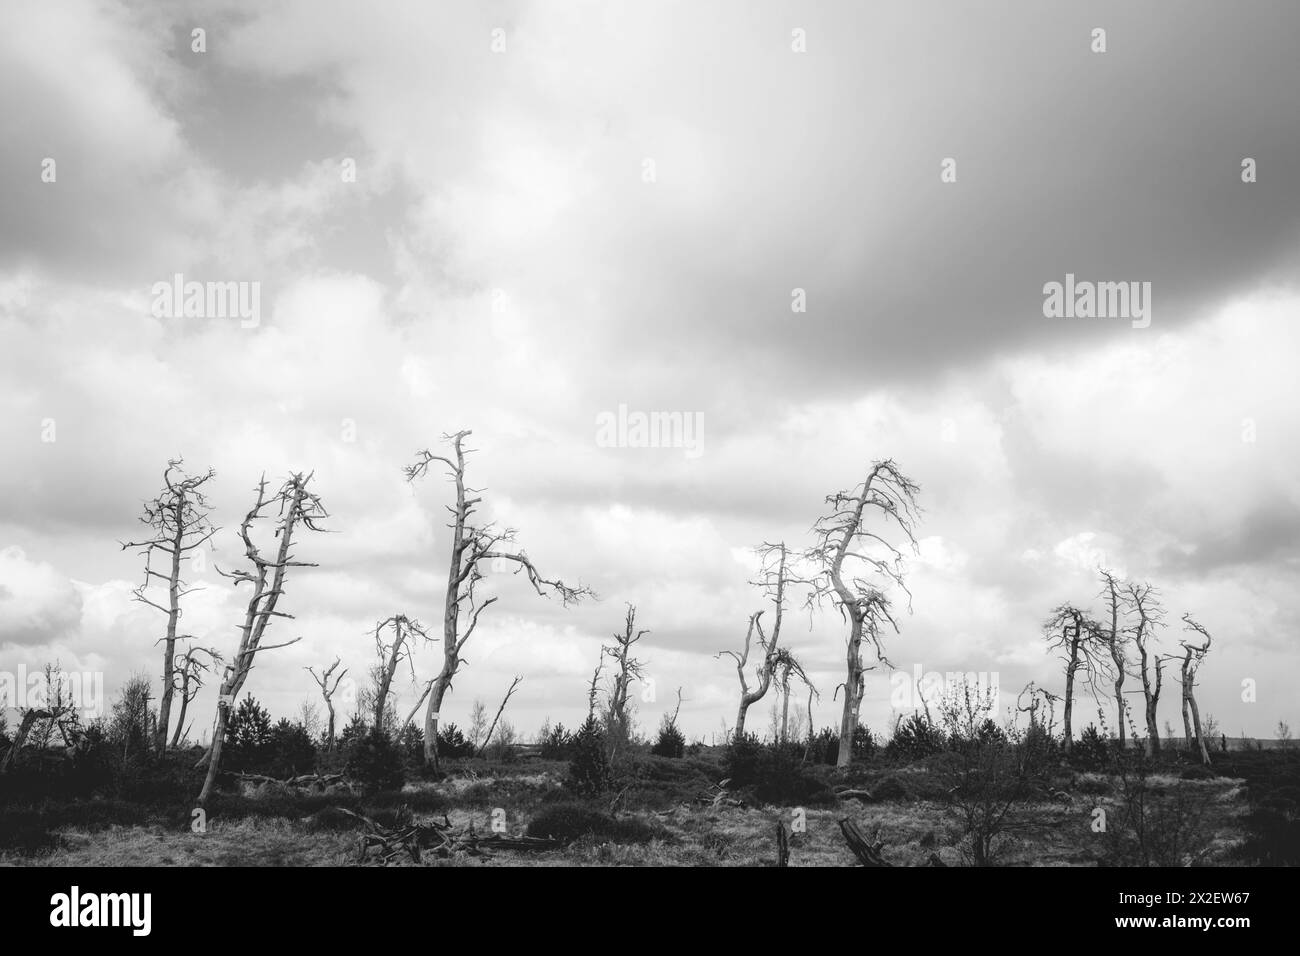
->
224;695;274;771
262;719;317;778
1070;724;1110;772
436;722;476;759
343;728;405;793
526;801;660;845
723;734;831;805
886;714;947;762
650;717;686;758
540;723;574;760
567;716;612;797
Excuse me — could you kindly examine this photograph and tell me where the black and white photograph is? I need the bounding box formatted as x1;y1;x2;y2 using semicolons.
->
1;0;1296;928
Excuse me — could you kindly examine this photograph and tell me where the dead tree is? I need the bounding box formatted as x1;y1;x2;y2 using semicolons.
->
170;643;221;749
805;461;921;768
1;664;78;773
839;819;892;867
1043;604;1109;751
308;657;348;751
775;648;815;745
196;472;328;806
478;675;523;756
603;605;648;761
405;430;592;770
1124;582;1166;755
0;710;55;774
1016;681;1061;738
585;658;604;723
370;615;427;734
716;541;796;739
1097;569;1131;747
1179;614;1213;766
120;459;217;754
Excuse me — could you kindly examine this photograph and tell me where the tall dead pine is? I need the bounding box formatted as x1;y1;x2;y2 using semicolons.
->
196;472;328;806
805;461;920;768
121;459;217;754
405;430;592;770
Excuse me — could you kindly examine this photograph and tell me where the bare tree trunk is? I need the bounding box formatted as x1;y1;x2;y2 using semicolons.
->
406;431;590;769
1099;571;1127;747
731;613;770;739
478;676;522;756
1143;658;1163;756
0;710;49;774
425;675;450;770
808;464;919;769
157;514;182;754
1181;614;1213;767
1062;645;1078;752
1189;693;1210;766
196;473;325;807
837;628;865;769
121;461;217;757
779;671;791;745
170;678;190;750
198;703;231;805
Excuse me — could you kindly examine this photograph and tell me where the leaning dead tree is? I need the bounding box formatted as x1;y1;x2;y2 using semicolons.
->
603;605;648;761
775;648;815;745
1016;681;1061;737
196;472;328;806
479;675;523;756
1097;569;1132;748
805;461;921;768
370;615;427;734
1043;604;1109;751
1124;582;1166;755
717;542;795;739
308;657;348;751
170;642;222;749
1178;614;1213;766
0;664;78;774
405;430;593;770
120;459;218;754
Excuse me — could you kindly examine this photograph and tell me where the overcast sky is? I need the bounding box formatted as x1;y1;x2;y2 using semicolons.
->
2;0;1298;744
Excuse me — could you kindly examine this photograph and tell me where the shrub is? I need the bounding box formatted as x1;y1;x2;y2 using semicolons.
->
1070;724;1110;772
567;716;611;797
343;728;405;793
436;722;476;760
398;724;425;770
0;810;64;855
526;802;660;844
723;735;832;805
223;695;273;771
806;727;839;764
936;738;1044;866
1102;749;1216;866
262;719;317;778
540;723;574;760
886;714;947;762
870;775;910;802
337;714;369;749
650;718;685;759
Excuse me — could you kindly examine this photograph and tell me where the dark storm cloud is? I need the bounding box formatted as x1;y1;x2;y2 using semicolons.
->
1159;504;1300;575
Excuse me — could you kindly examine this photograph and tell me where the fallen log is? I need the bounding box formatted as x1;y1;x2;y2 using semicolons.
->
335;807;562;864
839;818;892;867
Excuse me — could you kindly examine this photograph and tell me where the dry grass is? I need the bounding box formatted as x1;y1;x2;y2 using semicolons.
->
1;761;1252;868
